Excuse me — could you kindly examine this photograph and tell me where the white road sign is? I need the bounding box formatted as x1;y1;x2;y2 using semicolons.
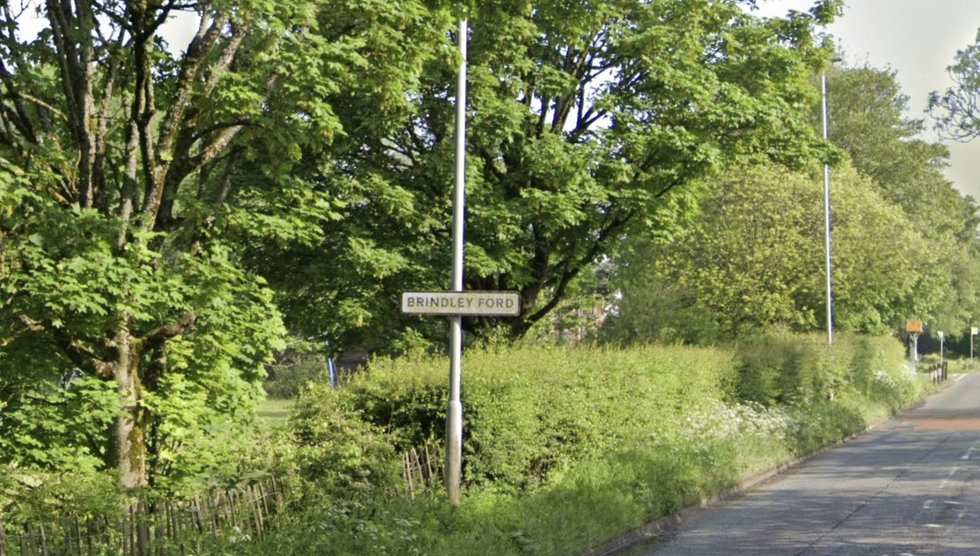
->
401;291;521;316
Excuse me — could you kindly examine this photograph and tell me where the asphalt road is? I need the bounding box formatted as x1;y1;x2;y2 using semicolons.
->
638;373;980;556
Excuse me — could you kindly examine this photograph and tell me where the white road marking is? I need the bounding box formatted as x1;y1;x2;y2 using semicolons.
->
923;523;944;528
923;499;933;509
955;374;967;382
940;467;959;488
961;447;974;460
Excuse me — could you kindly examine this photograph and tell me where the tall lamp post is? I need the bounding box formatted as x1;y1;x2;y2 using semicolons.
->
821;72;835;345
445;16;468;505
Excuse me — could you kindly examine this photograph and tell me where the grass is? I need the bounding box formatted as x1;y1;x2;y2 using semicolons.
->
257;398;294;422
948;357;980;374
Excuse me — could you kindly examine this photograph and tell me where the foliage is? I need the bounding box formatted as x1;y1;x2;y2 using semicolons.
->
241;0;456;351
0;162;287;485
315;346;740;490
930;29;980;142
733;332;914;408
0;457;126;546
0;0;458;487
291;335;913;494
0;332;930;556
831;64;980;335
261;0;843;347
607;164;931;342
604;61;980;346
291;383;402;496
0;374;117;471
265;348;332;399
235;332;924;556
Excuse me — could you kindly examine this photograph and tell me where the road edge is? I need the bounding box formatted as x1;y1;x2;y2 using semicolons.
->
576;376;960;556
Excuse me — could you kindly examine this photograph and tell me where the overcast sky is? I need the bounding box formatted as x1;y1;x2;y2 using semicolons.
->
755;0;980;200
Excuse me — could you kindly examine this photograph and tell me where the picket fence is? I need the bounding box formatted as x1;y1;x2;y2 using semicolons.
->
402;443;443;498
0;479;285;556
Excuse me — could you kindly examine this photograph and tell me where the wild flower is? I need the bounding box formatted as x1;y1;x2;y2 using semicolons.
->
670;400;793;447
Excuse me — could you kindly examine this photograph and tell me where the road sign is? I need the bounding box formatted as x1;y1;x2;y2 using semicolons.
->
972;327;978;335
401;291;521;316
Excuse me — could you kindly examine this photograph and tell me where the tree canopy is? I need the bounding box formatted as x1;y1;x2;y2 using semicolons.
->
0;0;452;487
0;0;855;486
255;0;843;344
606;62;980;344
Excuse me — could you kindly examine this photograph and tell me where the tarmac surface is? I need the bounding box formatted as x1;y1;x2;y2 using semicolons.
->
633;373;980;556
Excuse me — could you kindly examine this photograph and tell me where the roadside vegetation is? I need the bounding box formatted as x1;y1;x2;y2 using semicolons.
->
0;333;933;555
245;334;925;556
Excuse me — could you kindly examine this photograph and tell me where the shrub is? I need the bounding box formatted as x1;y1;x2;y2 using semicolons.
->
295;345;738;490
238;332;932;556
733;333;910;407
291;381;401;495
265;351;331;399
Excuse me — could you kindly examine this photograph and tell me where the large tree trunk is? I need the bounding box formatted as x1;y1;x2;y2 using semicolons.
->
106;329;147;488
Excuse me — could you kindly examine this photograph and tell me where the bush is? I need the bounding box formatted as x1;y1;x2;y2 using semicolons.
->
291;381;401;495
238;332;932;556
0;457;126;549
733;333;911;408
295;345;738;490
265;351;331;399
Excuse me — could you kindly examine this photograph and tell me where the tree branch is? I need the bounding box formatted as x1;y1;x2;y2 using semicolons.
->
142;313;197;352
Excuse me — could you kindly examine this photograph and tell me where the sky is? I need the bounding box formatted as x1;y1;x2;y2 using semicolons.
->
754;0;980;199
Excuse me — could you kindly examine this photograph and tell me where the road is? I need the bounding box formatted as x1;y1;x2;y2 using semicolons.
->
638;373;980;556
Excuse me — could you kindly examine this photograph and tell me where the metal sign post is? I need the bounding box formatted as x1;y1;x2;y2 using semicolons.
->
445;16;469;506
400;16;521;506
401;290;520;504
972;327;977;362
907;321;922;365
938;331;945;365
821;73;834;346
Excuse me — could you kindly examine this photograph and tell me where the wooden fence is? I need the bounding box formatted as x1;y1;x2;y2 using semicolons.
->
402;443;443;498
0;479;285;556
2;443;445;555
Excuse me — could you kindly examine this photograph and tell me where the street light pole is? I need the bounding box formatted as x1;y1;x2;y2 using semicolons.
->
821;73;834;345
445;16;467;505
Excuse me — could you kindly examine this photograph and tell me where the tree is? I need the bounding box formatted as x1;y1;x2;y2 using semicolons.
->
930;29;980;143
606;164;932;341
603;58;980;346
830;63;980;334
259;0;842;345
830;65;963;235
0;0;448;487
